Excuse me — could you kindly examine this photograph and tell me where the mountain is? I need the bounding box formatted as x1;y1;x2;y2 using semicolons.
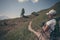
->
0;2;60;40
0;16;9;20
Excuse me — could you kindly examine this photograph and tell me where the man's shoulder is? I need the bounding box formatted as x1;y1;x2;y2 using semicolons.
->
46;19;56;25
48;19;56;23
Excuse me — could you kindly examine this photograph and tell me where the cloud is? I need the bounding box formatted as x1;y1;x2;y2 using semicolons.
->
18;0;28;3
18;0;39;3
31;0;39;3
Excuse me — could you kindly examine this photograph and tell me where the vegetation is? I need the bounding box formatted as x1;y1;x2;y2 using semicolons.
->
21;8;25;17
32;12;39;16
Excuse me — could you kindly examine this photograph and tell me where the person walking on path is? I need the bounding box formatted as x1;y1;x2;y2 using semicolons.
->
28;9;57;40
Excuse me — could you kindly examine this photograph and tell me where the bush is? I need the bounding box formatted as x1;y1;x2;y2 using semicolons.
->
32;12;39;16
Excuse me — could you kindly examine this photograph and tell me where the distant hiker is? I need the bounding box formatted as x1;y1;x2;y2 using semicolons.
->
28;9;60;40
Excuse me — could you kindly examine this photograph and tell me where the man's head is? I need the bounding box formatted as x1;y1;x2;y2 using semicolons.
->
46;9;56;19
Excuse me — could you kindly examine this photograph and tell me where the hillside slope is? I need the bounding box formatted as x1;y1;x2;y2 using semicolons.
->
0;2;60;40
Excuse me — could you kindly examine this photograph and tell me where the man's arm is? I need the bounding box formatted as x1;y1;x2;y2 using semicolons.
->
42;25;49;32
28;21;40;37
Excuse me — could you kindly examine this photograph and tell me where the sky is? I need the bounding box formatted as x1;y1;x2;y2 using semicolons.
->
0;0;60;18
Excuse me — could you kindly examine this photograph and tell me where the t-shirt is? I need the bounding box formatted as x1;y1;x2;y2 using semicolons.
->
46;19;56;34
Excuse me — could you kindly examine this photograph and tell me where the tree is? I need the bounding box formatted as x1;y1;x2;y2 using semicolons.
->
21;8;25;17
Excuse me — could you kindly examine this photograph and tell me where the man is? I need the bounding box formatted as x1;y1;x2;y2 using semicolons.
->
28;9;57;40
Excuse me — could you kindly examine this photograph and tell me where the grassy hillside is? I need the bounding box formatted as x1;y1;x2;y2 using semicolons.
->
0;2;60;40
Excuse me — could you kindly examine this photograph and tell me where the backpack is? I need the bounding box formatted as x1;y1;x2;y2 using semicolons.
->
50;17;60;37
